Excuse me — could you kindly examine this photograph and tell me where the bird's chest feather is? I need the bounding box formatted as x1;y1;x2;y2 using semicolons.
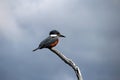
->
50;39;59;47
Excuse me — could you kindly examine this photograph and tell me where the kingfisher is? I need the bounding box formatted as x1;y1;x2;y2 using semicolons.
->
33;30;65;51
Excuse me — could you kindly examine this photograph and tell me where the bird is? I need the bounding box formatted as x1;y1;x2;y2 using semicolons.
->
33;30;65;51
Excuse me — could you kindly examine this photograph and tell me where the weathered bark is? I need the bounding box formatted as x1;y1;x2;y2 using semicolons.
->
49;48;83;80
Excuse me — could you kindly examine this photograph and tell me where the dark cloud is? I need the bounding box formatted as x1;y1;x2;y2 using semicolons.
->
0;0;120;80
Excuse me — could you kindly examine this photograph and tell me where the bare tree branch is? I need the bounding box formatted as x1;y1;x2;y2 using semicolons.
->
49;48;83;80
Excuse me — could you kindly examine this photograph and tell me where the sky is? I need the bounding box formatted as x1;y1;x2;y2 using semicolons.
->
0;0;120;80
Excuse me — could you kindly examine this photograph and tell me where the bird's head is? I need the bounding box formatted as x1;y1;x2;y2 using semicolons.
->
49;30;65;38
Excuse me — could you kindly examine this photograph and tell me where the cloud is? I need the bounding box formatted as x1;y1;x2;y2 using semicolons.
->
0;0;120;80
0;0;23;42
53;73;75;80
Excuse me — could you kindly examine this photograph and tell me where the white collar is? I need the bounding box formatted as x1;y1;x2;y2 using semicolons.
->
50;34;57;37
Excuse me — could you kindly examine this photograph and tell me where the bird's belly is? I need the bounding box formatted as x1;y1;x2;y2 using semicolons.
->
50;40;59;47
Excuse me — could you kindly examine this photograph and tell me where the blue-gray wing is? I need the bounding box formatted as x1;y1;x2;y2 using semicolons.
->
39;36;58;49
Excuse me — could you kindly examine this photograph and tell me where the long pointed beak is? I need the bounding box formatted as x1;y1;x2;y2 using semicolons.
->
60;34;65;38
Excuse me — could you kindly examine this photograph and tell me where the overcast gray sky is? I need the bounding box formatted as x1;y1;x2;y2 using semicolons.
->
0;0;120;80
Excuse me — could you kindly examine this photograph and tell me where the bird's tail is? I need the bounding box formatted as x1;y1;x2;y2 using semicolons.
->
33;48;39;52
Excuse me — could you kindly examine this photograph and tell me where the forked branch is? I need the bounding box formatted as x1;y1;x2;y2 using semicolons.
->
49;48;83;80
